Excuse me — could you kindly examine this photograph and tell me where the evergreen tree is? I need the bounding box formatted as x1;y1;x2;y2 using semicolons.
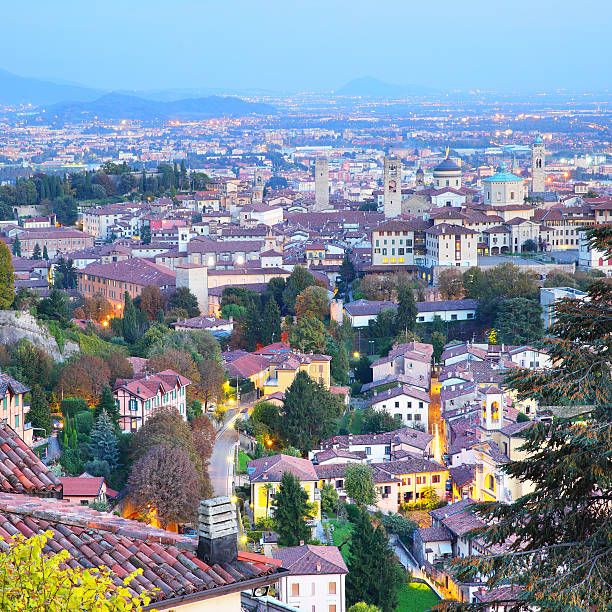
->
12;235;21;257
261;297;282;345
395;285;417;334
347;507;403;612
243;302;263;351
280;371;341;452
141;169;146;192
339;252;356;295
94;385;120;425
327;337;349;385
354;354;373;385
32;243;42;260
0;240;14;309
442;225;612;611
273;471;313;547
42;245;49;260
122;292;139;343
88;409;119;470
27;385;52;434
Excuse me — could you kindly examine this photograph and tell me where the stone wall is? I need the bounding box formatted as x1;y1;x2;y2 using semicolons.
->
0;310;79;362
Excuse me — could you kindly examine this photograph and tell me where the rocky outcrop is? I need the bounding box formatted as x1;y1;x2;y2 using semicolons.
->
0;311;79;362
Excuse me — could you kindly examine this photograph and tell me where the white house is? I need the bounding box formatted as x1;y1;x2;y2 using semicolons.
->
539;286;588;328
273;545;348;612
343;299;396;327
369;384;431;431
425;224;478;268
416;299;477;323
578;229;612;275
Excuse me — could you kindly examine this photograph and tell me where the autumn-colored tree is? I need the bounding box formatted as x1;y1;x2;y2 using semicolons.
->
104;352;134;385
128;444;201;529
359;274;395;301
7;340;53;390
295;285;330;320
0;532;153;611
288;316;326;353
148;348;200;387
195;359;226;412
437;267;465;300
83;294;114;323
139;285;165;320
191;415;216;479
55;356;110;404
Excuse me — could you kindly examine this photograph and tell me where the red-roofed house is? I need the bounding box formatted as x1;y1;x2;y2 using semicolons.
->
113;369;191;433
60;475;108;505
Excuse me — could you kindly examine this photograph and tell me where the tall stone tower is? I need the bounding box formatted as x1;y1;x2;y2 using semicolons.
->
531;134;546;193
383;156;402;218
314;158;329;211
253;170;265;203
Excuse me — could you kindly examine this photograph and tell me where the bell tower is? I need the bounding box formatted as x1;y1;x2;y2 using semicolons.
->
531;134;546;193
383;156;402;218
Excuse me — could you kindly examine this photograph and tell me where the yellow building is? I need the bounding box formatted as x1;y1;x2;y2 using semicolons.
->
247;454;321;523
263;352;331;396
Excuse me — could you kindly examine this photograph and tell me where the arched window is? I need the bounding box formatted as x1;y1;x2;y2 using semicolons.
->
486;474;495;492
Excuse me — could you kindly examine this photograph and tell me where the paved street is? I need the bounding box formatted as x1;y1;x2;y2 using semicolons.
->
208;407;248;497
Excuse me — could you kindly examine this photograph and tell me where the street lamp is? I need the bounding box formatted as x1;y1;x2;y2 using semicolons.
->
353;351;360;359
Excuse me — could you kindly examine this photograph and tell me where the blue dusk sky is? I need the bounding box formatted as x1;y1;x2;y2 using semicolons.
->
2;0;611;93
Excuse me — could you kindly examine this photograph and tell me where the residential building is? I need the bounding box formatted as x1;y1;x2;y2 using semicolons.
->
368;384;431;431
0;372;31;443
540;286;588;328
415;299;477;323
77;258;176;309
370;342;433;385
273;545;348;612
248;454;321;522
59;475;108;505
113;369;191;433
425;224;478;268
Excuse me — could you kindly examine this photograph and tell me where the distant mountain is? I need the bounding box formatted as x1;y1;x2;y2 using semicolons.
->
43;92;276;120
337;77;438;97
0;68;102;105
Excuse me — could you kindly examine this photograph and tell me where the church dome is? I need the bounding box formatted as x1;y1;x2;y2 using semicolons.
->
534;134;543;144
434;158;461;174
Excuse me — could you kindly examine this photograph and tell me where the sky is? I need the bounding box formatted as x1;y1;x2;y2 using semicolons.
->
2;0;611;93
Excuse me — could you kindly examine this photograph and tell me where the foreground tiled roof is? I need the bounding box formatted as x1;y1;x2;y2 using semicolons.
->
0;493;285;604
0;424;62;496
273;545;348;575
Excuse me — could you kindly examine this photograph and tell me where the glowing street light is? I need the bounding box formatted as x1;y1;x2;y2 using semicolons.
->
353;351;360;359
230;495;238;504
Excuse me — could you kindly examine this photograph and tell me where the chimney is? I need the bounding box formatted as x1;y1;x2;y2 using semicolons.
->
197;497;238;565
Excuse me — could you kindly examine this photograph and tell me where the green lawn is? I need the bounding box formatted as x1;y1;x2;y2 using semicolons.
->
238;451;251;474
395;582;440;612
327;520;354;562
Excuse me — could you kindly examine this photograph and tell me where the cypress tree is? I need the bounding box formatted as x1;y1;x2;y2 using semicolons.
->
32;243;42;260
27;385;52;434
12;235;21;257
89;409;119;470
273;471;313;547
122;291;139;344
261;297;281;345
42;245;49;260
395;285;417;334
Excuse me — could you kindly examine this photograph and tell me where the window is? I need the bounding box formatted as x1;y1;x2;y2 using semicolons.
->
328;581;336;594
14;415;19;429
335;479;344;489
395;401;399;408
432;475;440;483
291;583;300;596
329;606;336;612
415;414;422;421
365;447;371;455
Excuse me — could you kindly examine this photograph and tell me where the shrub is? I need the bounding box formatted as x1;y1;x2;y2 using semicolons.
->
60;398;89;418
345;503;360;523
83;459;111;482
74;410;94;435
59;448;83;475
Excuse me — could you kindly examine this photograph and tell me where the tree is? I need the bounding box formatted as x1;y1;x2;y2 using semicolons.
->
327;338;349;385
54;257;78;289
42;245;49;260
431;331;447;364
0;532;153;611
167;287;200;318
11;235;21;257
38;288;69;323
6;340;52;390
148;348;199;386
52;195;78;226
32;243;42;260
128;444;200;529
267;277;286;310
288;316;326;353
221;303;246;320
139;285;165;320
347;507;403;612
104;352;134;385
321;482;340;515
190;414;216;468
494;297;543;345
55;356;110;405
94;385;120;425
348;604;382;612
339;252;356;295
280;371;341;452
89;409;120;469
354;354;373;385
395;285;417;334
295;285;330;321
122;292;140;344
195;359;226;412
272;471;313;547
28;385;52;434
441;226;612;611
437;267;464;300
523;238;538;252
282;266;318;312
361;408;402;434
261;297;282;345
359;274;396;301
344;464;377;506
83;294;113;323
